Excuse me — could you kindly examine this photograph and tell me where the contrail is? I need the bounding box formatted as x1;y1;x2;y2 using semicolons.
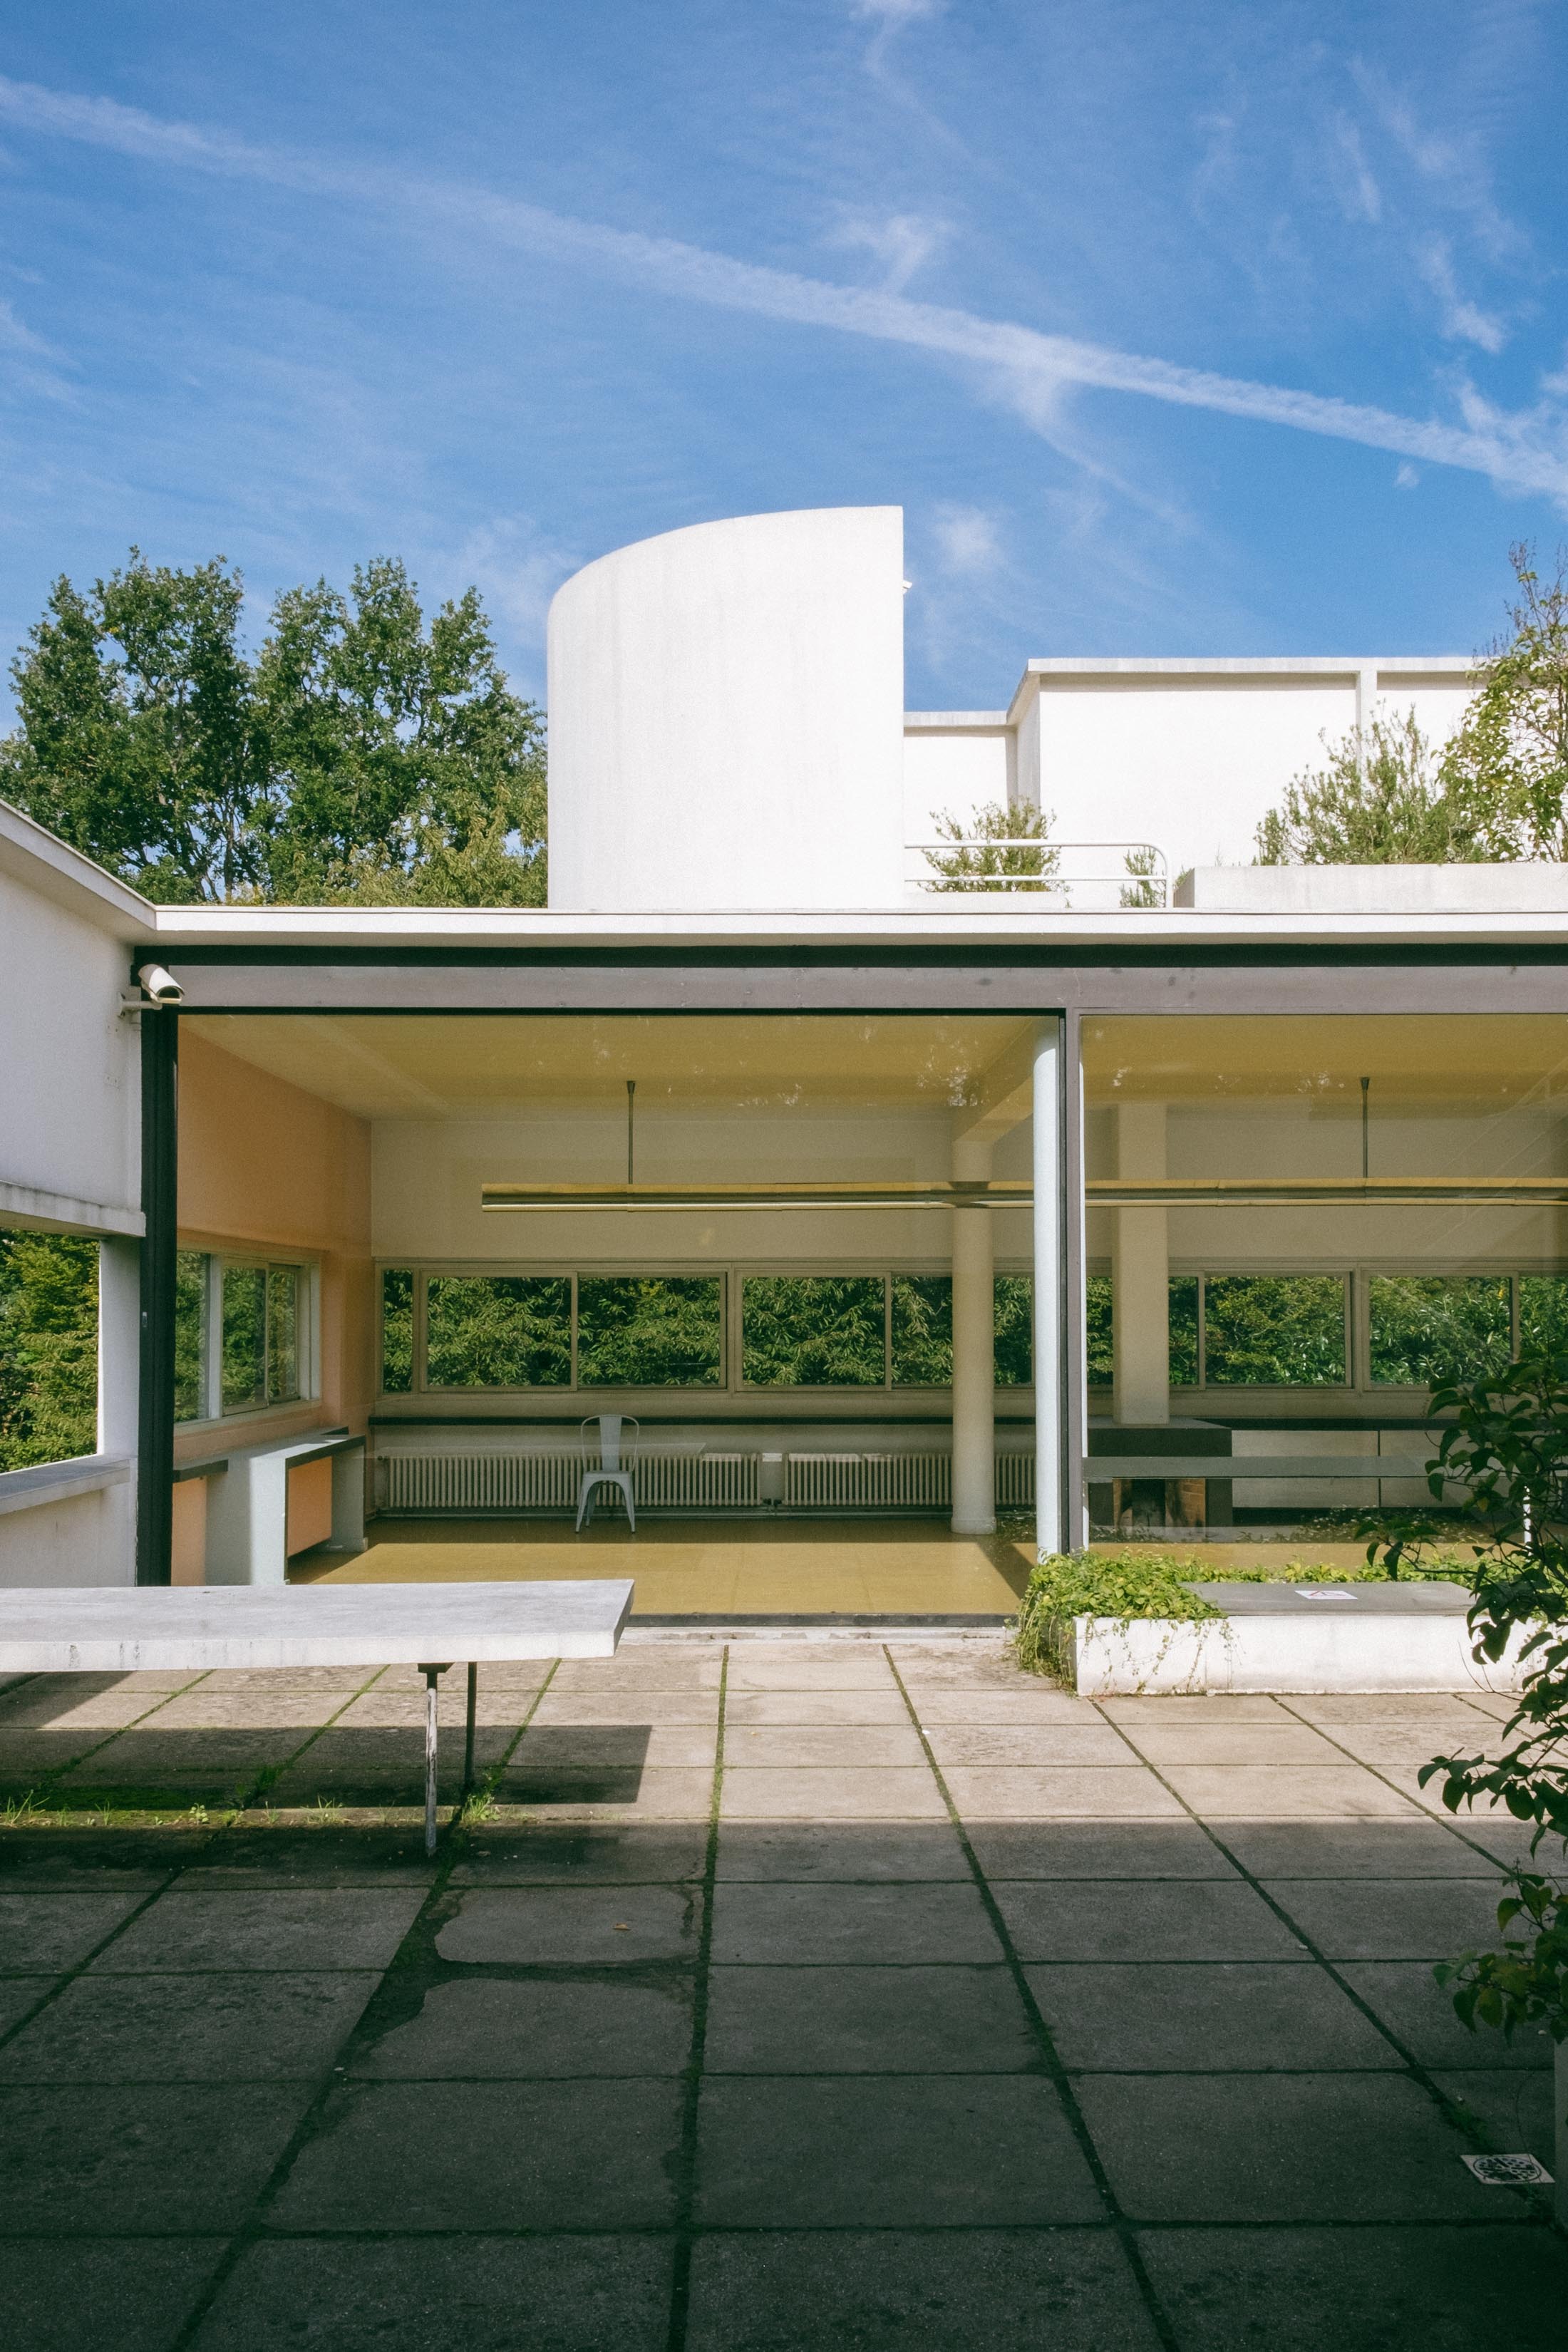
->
1;74;1562;503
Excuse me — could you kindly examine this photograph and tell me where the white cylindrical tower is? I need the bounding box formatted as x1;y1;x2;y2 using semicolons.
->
546;506;906;913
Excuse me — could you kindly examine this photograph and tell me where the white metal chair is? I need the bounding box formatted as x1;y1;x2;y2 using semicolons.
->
576;1414;639;1532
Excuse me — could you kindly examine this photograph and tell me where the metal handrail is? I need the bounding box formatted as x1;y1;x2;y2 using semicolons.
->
908;840;1170;907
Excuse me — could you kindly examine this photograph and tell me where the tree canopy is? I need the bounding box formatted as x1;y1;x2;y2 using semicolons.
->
1256;544;1568;867
0;551;547;904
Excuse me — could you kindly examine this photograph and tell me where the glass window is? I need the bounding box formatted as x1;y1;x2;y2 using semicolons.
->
381;1269;414;1394
426;1274;572;1388
742;1275;885;1387
1205;1274;1347;1386
221;1264;267;1412
267;1266;299;1403
0;1227;98;1471
1369;1274;1511;1388
1085;1274;1112;1391
995;1274;1033;1387
1520;1274;1568;1361
173;1251;207;1422
578;1276;723;1386
1168;1276;1200;1386
891;1275;951;1386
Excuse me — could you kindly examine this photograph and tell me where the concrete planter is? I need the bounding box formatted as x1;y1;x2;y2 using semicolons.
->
1070;1587;1530;1696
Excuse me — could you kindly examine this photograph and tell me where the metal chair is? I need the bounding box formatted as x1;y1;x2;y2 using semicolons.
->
576;1414;639;1532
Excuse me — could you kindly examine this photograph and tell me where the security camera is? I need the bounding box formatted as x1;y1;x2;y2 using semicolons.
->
136;964;184;1006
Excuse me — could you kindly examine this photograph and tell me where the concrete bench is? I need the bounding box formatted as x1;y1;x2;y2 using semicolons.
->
0;1577;634;1851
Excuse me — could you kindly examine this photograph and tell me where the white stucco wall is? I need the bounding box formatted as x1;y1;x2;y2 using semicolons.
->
0;863;140;1226
0;1486;134;1586
1004;664;1473;875
902;721;1012;850
547;507;907;914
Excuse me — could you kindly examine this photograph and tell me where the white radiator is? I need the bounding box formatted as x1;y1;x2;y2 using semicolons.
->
381;1450;759;1512
784;1453;951;1509
994;1454;1036;1508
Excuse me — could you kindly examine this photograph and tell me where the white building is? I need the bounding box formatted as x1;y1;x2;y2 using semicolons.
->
2;505;1564;1617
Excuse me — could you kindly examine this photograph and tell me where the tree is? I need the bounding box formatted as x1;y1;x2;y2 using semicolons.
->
0;1231;98;1472
1254;711;1466;866
0;551;547;905
1254;542;1568;868
921;800;1062;892
1440;544;1568;860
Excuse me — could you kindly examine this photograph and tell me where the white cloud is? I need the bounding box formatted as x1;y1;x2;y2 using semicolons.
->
931;503;1001;577
1395;460;1420;488
455;513;576;667
1329;117;1382;225
1;74;1565;508
826;209;947;294
1416;237;1507;354
851;0;944;21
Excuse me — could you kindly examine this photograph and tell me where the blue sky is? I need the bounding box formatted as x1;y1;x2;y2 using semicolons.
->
0;0;1563;711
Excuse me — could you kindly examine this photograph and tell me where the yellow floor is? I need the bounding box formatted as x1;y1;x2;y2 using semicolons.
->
294;1515;1035;1616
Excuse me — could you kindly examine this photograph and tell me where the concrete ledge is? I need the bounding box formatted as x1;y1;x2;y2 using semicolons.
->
1177;863;1568;915
0;1453;132;1517
1071;1587;1531;1694
0;1182;143;1238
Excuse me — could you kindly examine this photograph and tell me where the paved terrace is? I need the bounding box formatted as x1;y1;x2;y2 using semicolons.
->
1;1639;1565;2349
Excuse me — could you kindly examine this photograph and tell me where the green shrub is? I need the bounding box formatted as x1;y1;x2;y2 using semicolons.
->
1012;1545;1475;1681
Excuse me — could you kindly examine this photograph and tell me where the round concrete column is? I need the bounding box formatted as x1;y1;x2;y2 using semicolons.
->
950;1136;996;1535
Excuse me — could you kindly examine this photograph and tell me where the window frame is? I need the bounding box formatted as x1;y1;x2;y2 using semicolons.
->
373;1260;1039;1399
174;1249;316;1428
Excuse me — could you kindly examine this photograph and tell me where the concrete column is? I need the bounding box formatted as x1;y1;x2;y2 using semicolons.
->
98;1236;141;1585
1033;1024;1063;1557
949;1130;995;1535
1111;1103;1169;1425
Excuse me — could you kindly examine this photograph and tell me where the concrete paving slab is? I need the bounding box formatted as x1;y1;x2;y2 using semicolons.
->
86;1887;425;1972
1078;2072;1504;2220
993;1879;1307;1964
1138;2223;1568;2352
508;1723;717;1769
0;1975;52;2033
1430;2068;1558;2167
5;2240;224;2352
0;1969;378;2082
0;1891;145;1969
1028;1960;1401;2072
190;2236;674;2352
720;1766;947;1820
723;1690;913;1728
1341;1959;1554;2070
1115;1723;1351;1766
269;2078;682;2229
1261;1875;1508;1959
451;1823;708;1883
942;1768;1184;1820
724;1654;901;1691
723;1725;927;1768
495;1765;716;1817
922;1725;1135;1768
1215;1819;1502;1879
435;1883;702;1965
966;1820;1239;1879
685;2229;1162;2352
351;1973;694;2077
907;1688;1103;1723
710;1879;1001;1965
713;1822;969;1880
0;1830;205;1887
529;1688;720;1725
178;1827;437;1886
704;1962;1035;2074
0;2082;313;2231
695;2074;1103;2225
1165;1765;1427;1818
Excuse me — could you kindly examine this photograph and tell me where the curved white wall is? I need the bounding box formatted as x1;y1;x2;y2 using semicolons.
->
547;507;906;913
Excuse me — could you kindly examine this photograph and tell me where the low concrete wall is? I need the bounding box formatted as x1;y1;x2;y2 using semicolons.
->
1072;1611;1528;1694
0;1481;135;1587
1178;864;1568;915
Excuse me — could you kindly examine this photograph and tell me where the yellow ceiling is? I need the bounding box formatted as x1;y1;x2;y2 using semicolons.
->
1083;1016;1568;1104
183;1013;1038;1119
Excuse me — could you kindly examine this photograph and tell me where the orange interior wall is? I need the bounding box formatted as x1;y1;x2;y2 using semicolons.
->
175;1028;373;1464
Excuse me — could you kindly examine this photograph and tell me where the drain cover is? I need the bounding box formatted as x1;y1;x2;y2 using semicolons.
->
1463;2152;1553;2186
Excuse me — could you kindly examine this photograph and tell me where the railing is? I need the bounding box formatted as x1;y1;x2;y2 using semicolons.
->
906;840;1171;909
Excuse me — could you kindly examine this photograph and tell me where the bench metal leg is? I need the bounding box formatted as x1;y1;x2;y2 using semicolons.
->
418;1663;450;1857
463;1662;477;1793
